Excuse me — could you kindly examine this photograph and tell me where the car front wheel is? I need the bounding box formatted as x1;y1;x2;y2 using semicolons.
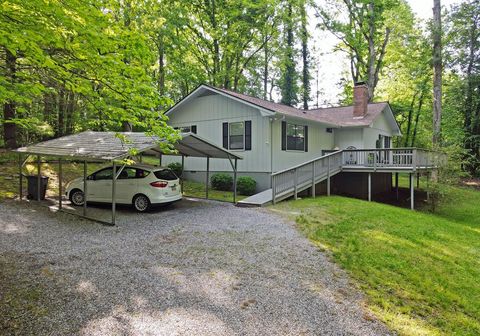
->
70;189;85;206
133;194;150;212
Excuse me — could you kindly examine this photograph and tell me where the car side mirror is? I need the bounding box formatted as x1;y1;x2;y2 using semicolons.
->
87;175;95;181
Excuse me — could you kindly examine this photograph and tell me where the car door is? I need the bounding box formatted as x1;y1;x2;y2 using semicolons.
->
113;167;138;204
88;167;113;202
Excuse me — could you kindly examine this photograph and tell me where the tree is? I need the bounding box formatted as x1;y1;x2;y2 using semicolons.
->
300;0;311;109
446;0;480;174
432;0;442;147
316;0;408;101
279;1;299;106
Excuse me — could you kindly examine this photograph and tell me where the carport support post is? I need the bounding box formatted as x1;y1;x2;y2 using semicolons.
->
58;158;62;210
368;172;372;202
205;157;210;199
233;158;237;203
181;155;185;193
83;160;87;216
18;153;23;200
410;173;414;210
159;154;162;167
417;172;420;189
37;156;41;201
111;161;116;225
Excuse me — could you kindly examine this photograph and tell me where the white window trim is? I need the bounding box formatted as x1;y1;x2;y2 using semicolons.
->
285;122;306;152
228;121;245;151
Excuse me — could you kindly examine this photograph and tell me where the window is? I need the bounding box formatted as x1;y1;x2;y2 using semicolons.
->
118;168;150;179
154;169;178;180
286;123;305;151
229;122;245;150
326;128;333;133
222;121;251;151
93;168;113;180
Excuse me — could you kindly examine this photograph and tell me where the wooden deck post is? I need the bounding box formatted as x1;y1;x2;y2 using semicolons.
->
395;172;399;200
410;173;414;210
368;173;372;202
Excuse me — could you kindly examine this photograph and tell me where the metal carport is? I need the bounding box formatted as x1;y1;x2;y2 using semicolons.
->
15;131;242;226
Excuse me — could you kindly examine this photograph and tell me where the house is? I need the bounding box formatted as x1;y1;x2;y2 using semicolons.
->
163;82;401;192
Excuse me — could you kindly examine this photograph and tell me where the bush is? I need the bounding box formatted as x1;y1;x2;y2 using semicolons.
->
211;173;233;191
167;162;183;178
237;176;256;195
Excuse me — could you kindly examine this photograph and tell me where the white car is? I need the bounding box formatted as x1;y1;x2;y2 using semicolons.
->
65;165;182;212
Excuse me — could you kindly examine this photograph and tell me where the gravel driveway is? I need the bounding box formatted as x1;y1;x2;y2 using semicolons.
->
0;199;390;336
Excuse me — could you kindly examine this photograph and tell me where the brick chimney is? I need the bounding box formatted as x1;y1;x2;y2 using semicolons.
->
353;82;368;118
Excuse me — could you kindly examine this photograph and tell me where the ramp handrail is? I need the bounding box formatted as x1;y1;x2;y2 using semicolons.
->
271;151;343;204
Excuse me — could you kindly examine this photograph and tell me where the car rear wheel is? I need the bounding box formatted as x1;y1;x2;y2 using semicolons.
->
70;189;85;206
133;194;150;212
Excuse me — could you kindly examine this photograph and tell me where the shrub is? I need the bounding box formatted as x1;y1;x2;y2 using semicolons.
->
237;176;256;195
211;173;233;191
167;162;183;178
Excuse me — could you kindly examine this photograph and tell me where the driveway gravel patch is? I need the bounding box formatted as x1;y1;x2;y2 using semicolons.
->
0;199;391;335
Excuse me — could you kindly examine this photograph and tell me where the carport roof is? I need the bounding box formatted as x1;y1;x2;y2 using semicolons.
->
15;131;243;161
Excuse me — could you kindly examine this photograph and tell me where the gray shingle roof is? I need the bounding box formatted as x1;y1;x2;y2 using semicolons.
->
214;86;389;127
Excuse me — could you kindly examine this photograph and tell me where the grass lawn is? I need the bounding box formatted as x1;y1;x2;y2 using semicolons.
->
271;185;480;335
182;180;247;202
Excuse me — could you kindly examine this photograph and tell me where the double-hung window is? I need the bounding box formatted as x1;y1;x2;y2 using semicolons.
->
222;121;252;151
287;123;305;151
229;122;245;150
281;121;308;152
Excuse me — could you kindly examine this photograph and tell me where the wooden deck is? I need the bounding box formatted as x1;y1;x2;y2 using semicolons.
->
237;148;445;207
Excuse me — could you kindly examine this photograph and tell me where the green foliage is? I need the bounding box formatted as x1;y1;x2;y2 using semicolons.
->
236;176;257;195
210;173;233;191
167;162;183;178
272;190;480;335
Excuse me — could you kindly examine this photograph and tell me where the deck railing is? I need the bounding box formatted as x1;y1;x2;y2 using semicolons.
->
342;148;443;170
271;148;445;204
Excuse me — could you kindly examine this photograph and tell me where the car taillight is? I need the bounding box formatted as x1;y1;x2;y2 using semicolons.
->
150;181;168;188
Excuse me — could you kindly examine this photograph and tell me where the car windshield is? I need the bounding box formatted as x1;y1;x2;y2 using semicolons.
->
154;169;177;181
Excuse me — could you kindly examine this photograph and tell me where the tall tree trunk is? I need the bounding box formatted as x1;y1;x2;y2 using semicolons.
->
56;85;66;137
411;89;426;147
3;48;17;148
263;35;268;100
432;0;442;147
404;92;418;147
157;32;165;96
65;92;75;135
366;1;376;101
301;1;310;110
280;2;297;106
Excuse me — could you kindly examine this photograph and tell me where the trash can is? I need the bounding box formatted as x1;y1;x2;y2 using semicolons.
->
26;175;49;200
